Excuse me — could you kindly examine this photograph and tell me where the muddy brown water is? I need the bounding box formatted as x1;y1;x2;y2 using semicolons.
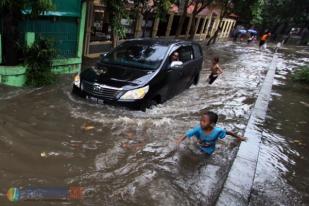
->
0;42;307;206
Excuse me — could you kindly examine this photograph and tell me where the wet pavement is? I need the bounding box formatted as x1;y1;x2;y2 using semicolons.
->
0;42;307;205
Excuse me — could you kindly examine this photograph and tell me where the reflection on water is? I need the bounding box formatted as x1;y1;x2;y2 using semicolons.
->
0;42;306;205
249;46;309;206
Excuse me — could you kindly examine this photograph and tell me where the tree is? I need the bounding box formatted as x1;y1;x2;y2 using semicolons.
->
105;0;172;47
249;0;264;26
104;0;127;48
206;0;232;45
175;0;189;37
133;0;173;38
259;0;309;35
0;0;53;65
188;0;214;40
175;0;214;39
231;0;263;26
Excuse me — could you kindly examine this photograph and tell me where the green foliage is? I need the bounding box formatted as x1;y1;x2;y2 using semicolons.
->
104;0;128;39
133;0;174;20
257;0;308;28
0;0;54;65
23;38;57;87
250;0;264;25
27;0;54;17
292;66;309;84
154;0;174;19
232;0;308;28
0;0;53;17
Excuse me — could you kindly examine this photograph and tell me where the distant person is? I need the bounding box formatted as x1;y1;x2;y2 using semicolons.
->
259;32;271;49
300;27;309;45
247;34;254;44
274;40;284;53
176;111;246;155
247;29;258;44
208;57;223;84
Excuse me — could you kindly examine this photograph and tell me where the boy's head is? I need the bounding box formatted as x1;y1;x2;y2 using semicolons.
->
200;111;218;129
212;57;219;64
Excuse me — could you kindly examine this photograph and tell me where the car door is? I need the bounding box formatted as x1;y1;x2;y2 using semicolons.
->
191;43;203;83
166;46;184;98
178;45;196;90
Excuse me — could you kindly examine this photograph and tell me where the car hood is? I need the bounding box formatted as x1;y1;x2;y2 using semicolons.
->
81;65;156;88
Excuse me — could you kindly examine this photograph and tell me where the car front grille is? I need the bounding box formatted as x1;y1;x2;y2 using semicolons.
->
82;80;121;100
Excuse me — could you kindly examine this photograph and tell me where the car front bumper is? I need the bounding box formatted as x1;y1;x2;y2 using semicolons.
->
72;85;147;110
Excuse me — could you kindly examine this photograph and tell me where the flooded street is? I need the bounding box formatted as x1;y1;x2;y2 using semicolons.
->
0;42;307;205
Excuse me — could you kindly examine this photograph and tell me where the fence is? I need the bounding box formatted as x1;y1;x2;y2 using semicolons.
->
19;17;79;58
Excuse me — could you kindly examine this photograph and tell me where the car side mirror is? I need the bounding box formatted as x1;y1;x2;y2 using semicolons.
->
100;52;108;59
169;61;183;69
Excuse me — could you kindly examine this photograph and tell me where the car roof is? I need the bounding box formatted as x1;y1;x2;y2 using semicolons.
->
124;38;195;46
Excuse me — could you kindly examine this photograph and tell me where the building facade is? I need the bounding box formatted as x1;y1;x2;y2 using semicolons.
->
83;1;237;57
0;0;236;87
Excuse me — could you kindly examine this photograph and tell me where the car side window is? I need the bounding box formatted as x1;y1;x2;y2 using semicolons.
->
178;46;194;63
193;44;202;58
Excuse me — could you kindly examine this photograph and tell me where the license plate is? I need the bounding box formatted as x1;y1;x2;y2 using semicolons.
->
86;96;97;102
86;96;104;104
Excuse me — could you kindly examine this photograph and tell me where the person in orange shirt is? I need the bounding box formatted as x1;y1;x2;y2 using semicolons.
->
259;32;271;48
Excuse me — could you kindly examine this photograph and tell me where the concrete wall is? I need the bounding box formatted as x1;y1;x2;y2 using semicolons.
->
0;1;87;87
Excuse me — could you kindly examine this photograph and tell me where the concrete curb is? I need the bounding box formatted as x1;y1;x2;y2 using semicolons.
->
215;54;278;206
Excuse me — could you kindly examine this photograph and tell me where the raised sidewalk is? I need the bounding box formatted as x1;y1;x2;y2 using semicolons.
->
216;54;278;206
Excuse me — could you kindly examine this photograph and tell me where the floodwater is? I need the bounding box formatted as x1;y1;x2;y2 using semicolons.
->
0;42;307;206
249;46;309;206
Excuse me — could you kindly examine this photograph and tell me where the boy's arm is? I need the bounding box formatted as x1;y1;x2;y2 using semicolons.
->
176;136;187;145
176;127;199;146
226;131;246;141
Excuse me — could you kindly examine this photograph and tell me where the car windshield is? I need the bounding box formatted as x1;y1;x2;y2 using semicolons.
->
101;42;169;70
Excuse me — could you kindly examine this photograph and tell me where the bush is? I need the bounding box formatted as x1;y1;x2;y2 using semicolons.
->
23;38;56;87
292;66;309;84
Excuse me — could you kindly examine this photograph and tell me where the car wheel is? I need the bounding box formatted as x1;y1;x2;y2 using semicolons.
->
72;85;86;98
140;99;158;111
147;100;158;109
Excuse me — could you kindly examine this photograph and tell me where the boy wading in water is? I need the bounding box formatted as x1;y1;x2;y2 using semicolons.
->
176;111;246;155
208;57;223;85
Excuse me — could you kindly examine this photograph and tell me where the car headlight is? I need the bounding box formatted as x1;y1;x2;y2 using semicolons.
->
73;74;80;88
120;85;149;100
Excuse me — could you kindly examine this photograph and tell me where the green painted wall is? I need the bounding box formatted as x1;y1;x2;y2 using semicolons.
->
25;32;35;47
0;0;87;87
19;17;79;58
77;2;87;58
0;58;81;87
23;0;82;17
51;0;82;17
0;34;2;64
0;1;87;87
0;66;27;87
